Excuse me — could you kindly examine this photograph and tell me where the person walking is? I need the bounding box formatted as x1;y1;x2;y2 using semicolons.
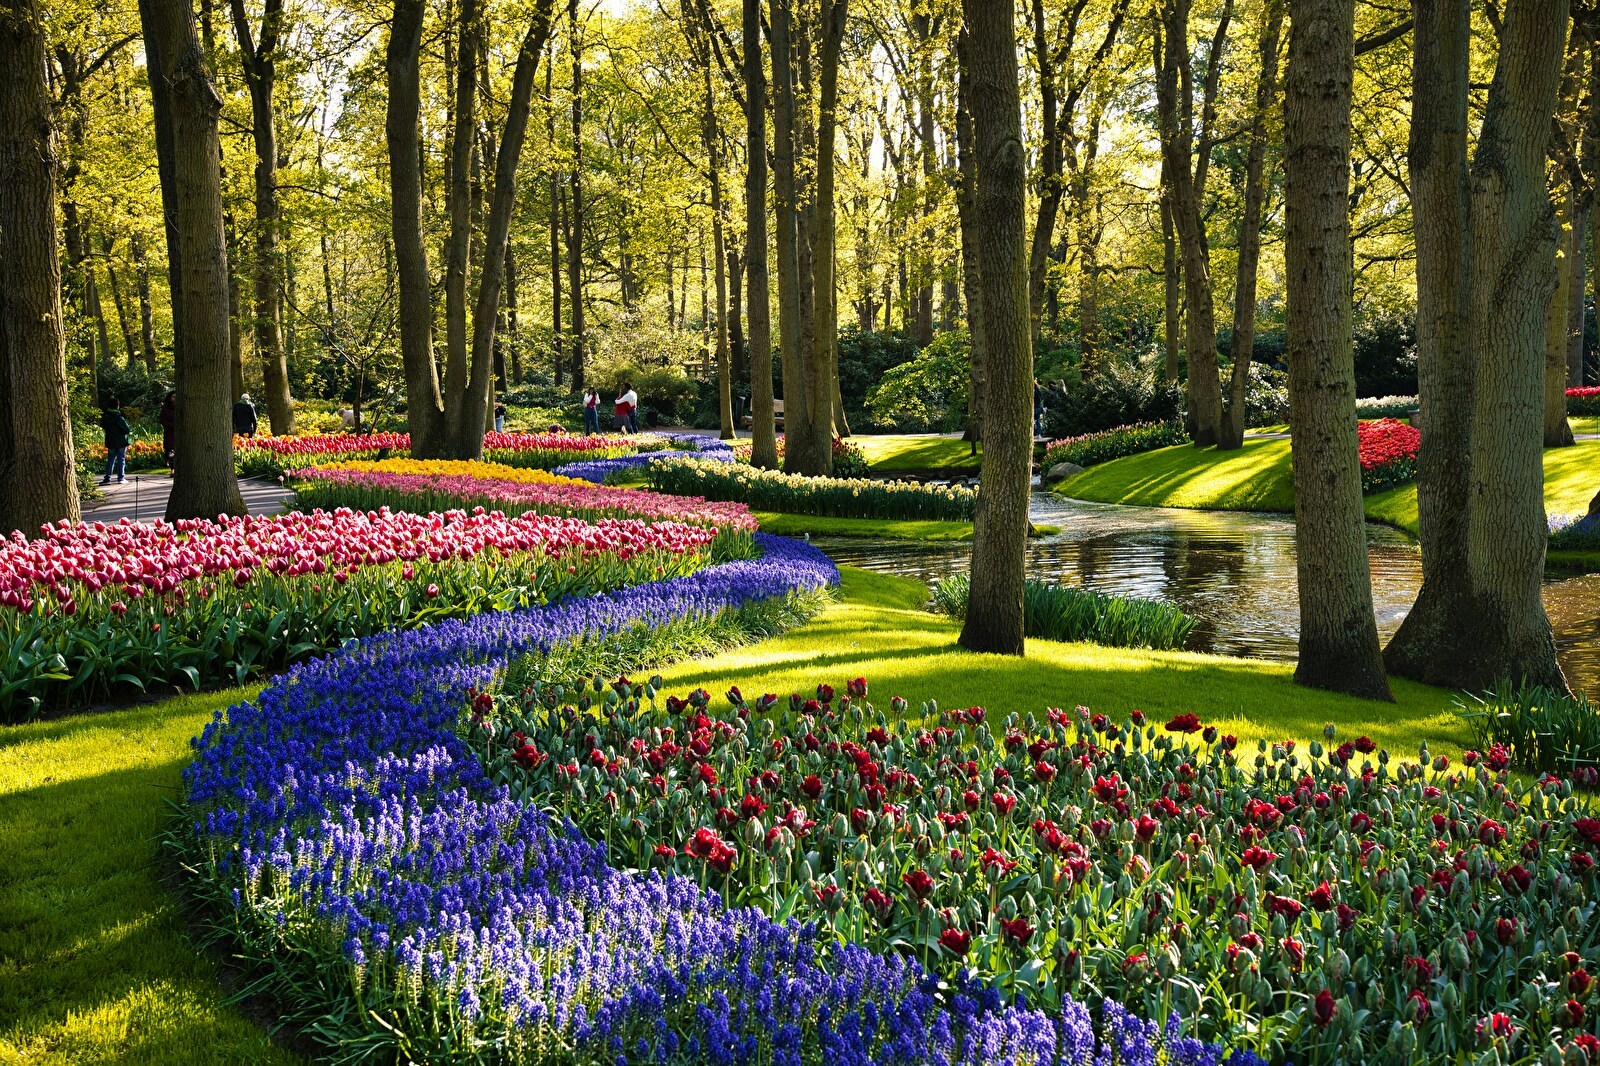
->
158;392;177;469
613;386;629;434
100;398;131;485
582;388;600;434
621;381;640;433
232;393;259;438
494;402;506;432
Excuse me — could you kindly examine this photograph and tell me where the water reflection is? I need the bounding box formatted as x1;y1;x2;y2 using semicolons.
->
818;495;1600;698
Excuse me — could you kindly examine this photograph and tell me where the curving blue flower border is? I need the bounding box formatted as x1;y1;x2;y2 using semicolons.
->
184;534;1255;1065
554;433;735;484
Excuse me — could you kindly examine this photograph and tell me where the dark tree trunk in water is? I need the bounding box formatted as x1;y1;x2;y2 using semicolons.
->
1384;0;1476;684
230;0;294;435
386;0;447;453
745;0;778;468
1462;0;1570;690
1283;0;1390;699
959;0;1031;657
0;0;81;533
140;0;245;519
1218;0;1283;450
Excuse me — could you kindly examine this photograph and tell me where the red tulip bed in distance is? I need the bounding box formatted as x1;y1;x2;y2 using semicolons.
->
1356;418;1419;493
476;677;1600;1065
0;507;728;721
234;430;668;478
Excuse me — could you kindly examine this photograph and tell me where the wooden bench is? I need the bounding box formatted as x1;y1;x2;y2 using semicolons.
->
740;399;784;430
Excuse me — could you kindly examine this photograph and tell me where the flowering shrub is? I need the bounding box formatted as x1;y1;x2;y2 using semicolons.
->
1356;418;1420;493
182;539;1250;1065
0;509;721;720
486;685;1600;1063
929;574;1197;650
645;457;978;522
833;436;870;477
1042;422;1188;471
552;433;736;483
287;458;758;547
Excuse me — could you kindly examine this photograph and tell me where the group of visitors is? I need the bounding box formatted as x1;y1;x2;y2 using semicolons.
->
98;390;249;486
583;383;638;435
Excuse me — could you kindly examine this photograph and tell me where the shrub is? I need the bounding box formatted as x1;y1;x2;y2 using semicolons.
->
1356;418;1420;493
864;330;970;432
1352;307;1418;397
0;509;722;720
644;457;978;521
1457;680;1600;778
929;573;1197;650
1241;362;1291;427
1042;421;1188;470
1041;351;1183;438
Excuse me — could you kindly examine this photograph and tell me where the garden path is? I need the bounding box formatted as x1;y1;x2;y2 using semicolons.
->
80;473;293;524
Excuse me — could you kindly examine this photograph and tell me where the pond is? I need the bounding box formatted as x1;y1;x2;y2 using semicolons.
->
819;494;1600;699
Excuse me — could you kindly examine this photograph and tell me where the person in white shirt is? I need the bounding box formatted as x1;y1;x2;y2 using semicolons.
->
582;389;599;434
621;383;639;433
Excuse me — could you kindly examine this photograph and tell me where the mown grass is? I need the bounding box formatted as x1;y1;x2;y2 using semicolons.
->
752;512;1060;541
0;688;298;1066
851;434;982;472
658;568;1469;757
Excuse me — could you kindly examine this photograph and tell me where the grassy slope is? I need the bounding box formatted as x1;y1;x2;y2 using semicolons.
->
753;512;1059;541
659;568;1468;757
0;688;297;1066
852;434;982;472
1061;438;1600;542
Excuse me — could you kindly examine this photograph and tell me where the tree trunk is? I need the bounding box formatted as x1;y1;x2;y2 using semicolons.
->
104;237;140;367
1218;0;1284;450
1384;0;1475;682
958;0;1030;657
566;5;586;393
225;216;245;401
140;0;245;519
455;3;556;457
386;0;447;453
1462;0;1570;690
1161;181;1181;382
687;12;735;440
957;28;985;449
505;245;521;385
1568;199;1586;388
771;0;807;469
1069;103;1103;371
1545;188;1578;447
803;0;845;466
1283;0;1390;699
746;0;778;467
0;0;80;533
132;231;160;372
440;0;480;450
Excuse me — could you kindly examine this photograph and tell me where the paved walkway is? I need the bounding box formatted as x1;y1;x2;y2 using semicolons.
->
82;473;294;524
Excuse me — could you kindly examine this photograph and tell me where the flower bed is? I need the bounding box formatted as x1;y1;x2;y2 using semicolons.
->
731;436;869;477
645;457;978;521
287;458;758;545
234;431;661;479
1551;511;1600;553
484;684;1600;1063
81;437;168;472
1043;422;1188;471
1569;386;1600;417
182;539;1250;1065
552;433;736;483
1357;418;1420;493
0;508;722;720
1355;396;1419;420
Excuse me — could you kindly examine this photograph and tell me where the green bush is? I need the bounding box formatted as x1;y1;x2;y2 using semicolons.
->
643;457;976;521
1040;350;1182;438
930;573;1197;650
864;331;970;432
1042;421;1188;469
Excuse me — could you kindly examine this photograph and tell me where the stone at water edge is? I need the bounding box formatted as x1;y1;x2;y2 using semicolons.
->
1044;461;1084;484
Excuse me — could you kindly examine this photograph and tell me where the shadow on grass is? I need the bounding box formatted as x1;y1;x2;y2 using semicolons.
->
1061;440;1295;513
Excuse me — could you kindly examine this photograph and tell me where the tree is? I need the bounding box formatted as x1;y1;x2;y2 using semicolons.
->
958;0;1030;657
745;0;779;468
1282;0;1390;698
0;0;81;534
955;27;984;450
229;0;295;435
140;0;245;520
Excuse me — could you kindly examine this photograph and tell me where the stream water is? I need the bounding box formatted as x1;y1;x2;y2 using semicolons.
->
818;494;1600;699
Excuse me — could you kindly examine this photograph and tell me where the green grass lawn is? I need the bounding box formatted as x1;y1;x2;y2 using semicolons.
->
753;512;1058;541
0;565;1474;1063
851;434;982;472
0;688;298;1066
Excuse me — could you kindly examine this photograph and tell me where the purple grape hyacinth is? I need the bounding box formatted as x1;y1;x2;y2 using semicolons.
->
554;432;735;484
184;534;1252;1064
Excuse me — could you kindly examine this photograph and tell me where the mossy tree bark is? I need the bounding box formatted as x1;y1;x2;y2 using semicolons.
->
141;0;245;520
958;0;1031;657
1283;0;1391;699
0;0;81;534
745;0;779;468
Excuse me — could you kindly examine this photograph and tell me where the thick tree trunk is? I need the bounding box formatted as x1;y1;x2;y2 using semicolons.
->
1384;0;1475;682
958;0;1030;656
386;0;446;453
566;8;586;393
745;0;778;468
1283;0;1390;699
801;0;845;468
771;0;808;470
440;0;480;450
1569;201;1587;388
140;0;244;519
1544;190;1577;446
0;0;80;534
225;216;245;401
230;0;294;435
1462;0;1570;690
1218;0;1283;450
